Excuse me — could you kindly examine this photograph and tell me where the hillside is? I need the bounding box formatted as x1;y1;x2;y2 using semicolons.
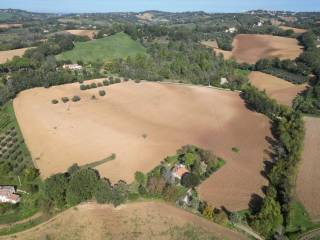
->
56;32;147;63
0;201;246;240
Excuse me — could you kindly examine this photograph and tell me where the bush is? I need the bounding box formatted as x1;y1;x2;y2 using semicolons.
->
61;97;69;103
91;95;97;100
115;78;121;83
72;96;81;102
99;90;106;96
124;78;129;81
51;99;59;104
90;82;97;88
97;82;103;87
80;84;87;91
134;79;141;83
103;80;109;86
109;79;114;84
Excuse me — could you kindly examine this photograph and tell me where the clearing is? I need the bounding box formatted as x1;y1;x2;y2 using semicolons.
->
249;71;307;106
0;201;246;240
65;29;98;39
231;34;303;64
296;116;320;220
0;23;22;29
0;47;30;64
56;32;146;63
201;40;232;60
14;80;271;211
279;26;307;34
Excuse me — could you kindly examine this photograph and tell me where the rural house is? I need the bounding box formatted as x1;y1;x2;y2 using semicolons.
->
63;64;83;71
171;164;189;180
0;186;20;204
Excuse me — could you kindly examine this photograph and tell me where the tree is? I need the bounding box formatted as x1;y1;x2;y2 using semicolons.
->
66;168;99;205
250;193;283;238
95;179;112;204
134;171;146;186
111;180;128;206
181;173;200;188
146;176;166;195
67;163;80;175
44;173;68;208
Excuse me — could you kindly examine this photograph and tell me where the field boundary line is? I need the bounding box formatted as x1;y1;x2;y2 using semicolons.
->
143;80;243;93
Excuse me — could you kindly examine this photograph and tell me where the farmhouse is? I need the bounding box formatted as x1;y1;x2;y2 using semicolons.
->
0;186;20;204
63;64;83;71
225;27;237;33
171;164;189;180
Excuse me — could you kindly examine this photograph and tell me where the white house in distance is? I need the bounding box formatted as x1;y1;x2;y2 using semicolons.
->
171;164;189;180
0;186;20;204
225;27;237;33
63;64;83;71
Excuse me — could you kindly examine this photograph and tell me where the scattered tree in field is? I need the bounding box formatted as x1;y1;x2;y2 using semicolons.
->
61;97;69;103
51;99;59;104
72;96;81;102
99;90;106;96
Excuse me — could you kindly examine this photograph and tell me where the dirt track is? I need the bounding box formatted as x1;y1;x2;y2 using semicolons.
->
249;71;307;106
296;116;320;220
0;201;247;240
232;34;303;64
14;80;271;210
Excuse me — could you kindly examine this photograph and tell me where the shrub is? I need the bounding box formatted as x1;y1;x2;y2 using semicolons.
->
99;90;106;96
109;79;114;84
61;97;69;103
97;82;103;87
103;80;109;86
124;78;129;81
79;80;84;84
90;82;97;88
80;84;87;91
91;95;97;100
134;79;141;83
231;147;239;153
115;78;121;83
109;76;114;81
72;96;81;102
51;99;59;104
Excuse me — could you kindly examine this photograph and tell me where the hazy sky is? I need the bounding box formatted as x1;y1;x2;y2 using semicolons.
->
1;0;320;13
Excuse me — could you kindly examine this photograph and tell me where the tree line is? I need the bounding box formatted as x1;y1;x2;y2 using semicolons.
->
241;85;305;239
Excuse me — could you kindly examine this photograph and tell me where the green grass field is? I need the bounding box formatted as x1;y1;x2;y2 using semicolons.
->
0;13;14;22
57;32;147;63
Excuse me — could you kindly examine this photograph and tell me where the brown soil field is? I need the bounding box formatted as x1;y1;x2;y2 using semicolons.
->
0;47;30;64
231;34;303;64
249;71;307;106
279;26;307;34
65;29;98;39
0;23;22;29
0;201;246;240
14;80;271;211
296;116;320;220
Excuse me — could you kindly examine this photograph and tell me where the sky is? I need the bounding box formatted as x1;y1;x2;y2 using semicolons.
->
0;0;320;13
